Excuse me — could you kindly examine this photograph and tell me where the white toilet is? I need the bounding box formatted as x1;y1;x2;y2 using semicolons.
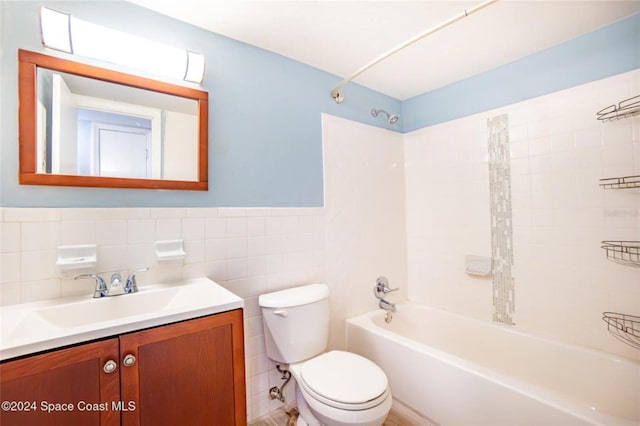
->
259;284;392;426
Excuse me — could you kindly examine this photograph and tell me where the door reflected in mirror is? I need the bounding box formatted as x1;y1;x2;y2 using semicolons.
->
37;69;199;181
19;49;208;191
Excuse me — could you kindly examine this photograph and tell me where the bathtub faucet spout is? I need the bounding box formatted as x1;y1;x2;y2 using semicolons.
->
379;298;396;313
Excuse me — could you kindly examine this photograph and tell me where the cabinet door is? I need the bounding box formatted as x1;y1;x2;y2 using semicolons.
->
120;309;246;426
0;338;120;426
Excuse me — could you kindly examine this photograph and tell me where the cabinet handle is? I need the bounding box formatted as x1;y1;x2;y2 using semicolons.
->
103;360;118;373
123;354;136;367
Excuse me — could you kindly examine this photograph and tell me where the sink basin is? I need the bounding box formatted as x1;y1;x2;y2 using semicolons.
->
37;286;180;328
1;277;244;360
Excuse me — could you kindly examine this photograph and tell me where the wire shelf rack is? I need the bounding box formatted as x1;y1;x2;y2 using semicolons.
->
601;241;640;267
596;95;640;122
599;175;640;189
602;312;640;349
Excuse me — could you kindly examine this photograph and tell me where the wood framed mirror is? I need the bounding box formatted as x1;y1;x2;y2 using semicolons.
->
18;49;208;190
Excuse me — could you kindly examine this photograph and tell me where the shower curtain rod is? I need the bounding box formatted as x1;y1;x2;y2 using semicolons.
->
330;0;499;103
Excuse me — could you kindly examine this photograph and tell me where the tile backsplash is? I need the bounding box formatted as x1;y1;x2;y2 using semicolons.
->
0;206;326;421
1;207;326;305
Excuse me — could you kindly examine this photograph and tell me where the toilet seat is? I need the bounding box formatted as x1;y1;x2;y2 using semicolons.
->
297;350;389;411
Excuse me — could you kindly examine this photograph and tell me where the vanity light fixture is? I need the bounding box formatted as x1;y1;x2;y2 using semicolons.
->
39;6;205;84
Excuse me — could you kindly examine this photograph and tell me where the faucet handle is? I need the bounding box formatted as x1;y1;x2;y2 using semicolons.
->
125;267;149;294
374;276;399;299
74;273;108;298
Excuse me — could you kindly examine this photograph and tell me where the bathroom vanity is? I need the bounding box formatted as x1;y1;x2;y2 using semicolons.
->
0;278;246;426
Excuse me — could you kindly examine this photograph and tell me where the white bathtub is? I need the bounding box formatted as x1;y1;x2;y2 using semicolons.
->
346;303;640;426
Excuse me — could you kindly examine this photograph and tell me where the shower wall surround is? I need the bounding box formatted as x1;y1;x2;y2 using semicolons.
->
405;69;640;361
322;113;408;349
487;114;516;325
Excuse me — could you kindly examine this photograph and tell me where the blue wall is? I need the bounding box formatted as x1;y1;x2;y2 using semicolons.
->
402;12;640;132
0;1;401;207
2;2;638;207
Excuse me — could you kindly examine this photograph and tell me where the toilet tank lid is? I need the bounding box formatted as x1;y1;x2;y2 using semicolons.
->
259;284;328;308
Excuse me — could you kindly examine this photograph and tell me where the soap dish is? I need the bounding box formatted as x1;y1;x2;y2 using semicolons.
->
56;244;97;270
465;255;493;276
156;240;186;261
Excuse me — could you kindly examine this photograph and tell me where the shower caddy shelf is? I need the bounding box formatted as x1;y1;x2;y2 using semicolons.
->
600;241;640;267
602;312;640;349
596;94;640;121
597;99;640;350
598;175;640;189
599;174;640;267
599;174;639;268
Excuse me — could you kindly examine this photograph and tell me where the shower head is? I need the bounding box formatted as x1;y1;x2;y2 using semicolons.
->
371;108;399;125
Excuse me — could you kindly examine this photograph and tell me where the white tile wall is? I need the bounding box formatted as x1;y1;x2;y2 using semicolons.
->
322;113;408;349
0;206;326;422
405;69;640;361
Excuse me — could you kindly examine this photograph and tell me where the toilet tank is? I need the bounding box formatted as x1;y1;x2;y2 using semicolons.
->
258;284;330;364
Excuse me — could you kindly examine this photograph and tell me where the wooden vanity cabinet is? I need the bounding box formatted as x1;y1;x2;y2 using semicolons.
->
120;309;247;426
0;338;121;426
0;309;246;426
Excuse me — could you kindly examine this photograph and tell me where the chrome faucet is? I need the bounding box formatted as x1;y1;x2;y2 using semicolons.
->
125;267;149;294
374;276;398;323
374;276;398;313
74;274;108;298
108;272;125;296
378;298;397;313
75;268;148;298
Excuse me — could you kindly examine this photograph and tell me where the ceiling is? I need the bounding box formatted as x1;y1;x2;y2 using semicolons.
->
57;71;197;114
128;0;640;100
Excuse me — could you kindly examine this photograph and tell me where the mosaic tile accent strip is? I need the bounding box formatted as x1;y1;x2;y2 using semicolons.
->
487;114;515;325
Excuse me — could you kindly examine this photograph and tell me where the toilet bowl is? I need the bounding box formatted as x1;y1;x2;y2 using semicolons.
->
259;284;392;426
290;350;392;426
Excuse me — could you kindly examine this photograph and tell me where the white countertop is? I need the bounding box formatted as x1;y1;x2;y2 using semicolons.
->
1;277;244;361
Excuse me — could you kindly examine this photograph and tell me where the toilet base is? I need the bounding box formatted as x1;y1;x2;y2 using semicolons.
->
294;381;391;426
296;393;321;426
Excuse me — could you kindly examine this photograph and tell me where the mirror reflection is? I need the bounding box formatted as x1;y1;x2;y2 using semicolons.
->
19;49;208;191
36;68;199;181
